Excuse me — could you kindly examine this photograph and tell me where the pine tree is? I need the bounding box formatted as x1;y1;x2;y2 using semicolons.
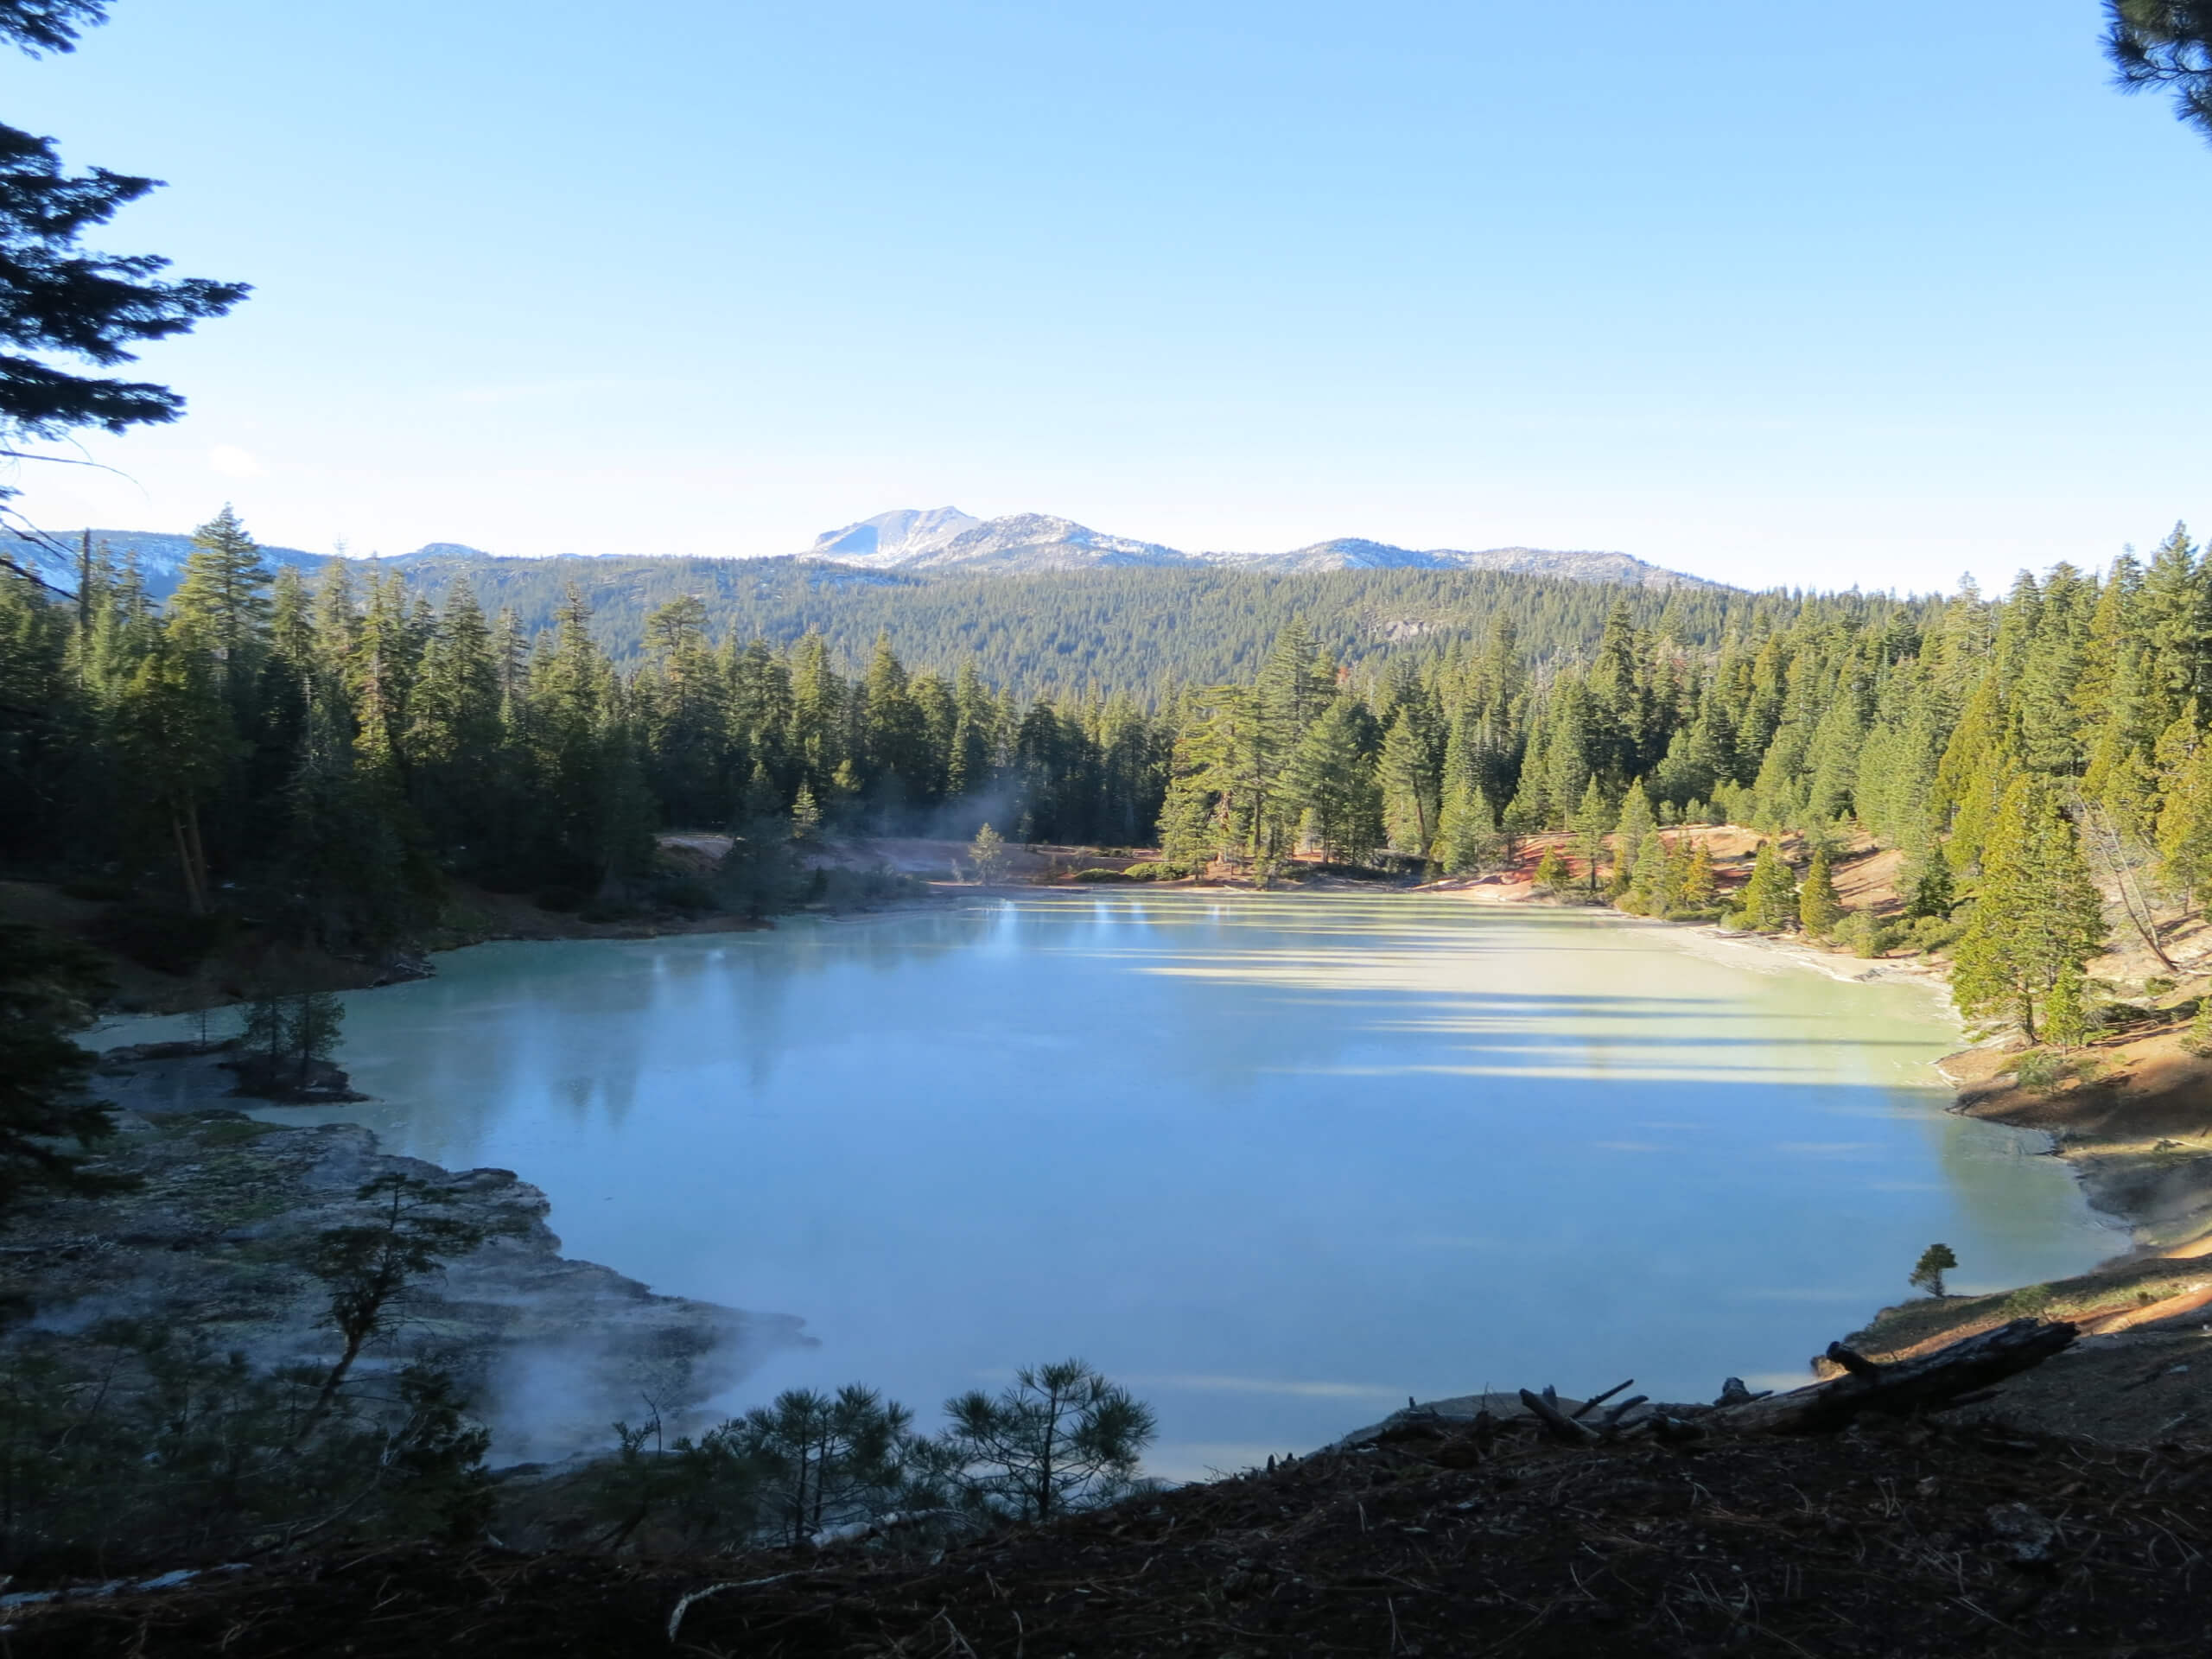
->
1902;849;1956;918
734;1383;925;1548
2107;9;2212;142
1377;709;1437;859
969;822;1007;883
0;31;247;553
1250;620;1332;856
1909;1243;1957;1298
860;631;929;816
1678;840;1719;913
1620;830;1674;914
787;631;846;794
1432;785;1498;874
1543;677;1599;825
1155;767;1220;873
406;581;503;848
946;658;998;800
167;506;270;704
640;594;726;826
0;921;130;1209
1797;842;1842;937
791;781;823;842
112;638;232;912
285;989;346;1087
241;991;286;1071
2043;960;2091;1052
1951;778;2106;1039
1284;698;1382;864
1569;777;1613;893
1736;842;1798;932
2156;722;2212;913
1608;779;1656;896
1532;843;1570;893
943;1359;1155;1524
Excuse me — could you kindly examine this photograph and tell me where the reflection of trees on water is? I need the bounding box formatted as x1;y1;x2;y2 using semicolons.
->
360;899;1987;1147
334;914;1014;1165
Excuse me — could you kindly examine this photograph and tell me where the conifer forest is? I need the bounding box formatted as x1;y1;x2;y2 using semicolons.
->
5;510;2207;1042
11;3;2212;1646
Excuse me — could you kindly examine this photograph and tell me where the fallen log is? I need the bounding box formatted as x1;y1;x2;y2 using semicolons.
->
1518;1388;1599;1446
1719;1319;2077;1433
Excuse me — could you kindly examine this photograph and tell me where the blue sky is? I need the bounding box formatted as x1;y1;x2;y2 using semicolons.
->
1;1;2205;589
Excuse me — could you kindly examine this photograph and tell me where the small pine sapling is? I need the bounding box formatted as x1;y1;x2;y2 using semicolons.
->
969;823;1007;885
1531;844;1570;893
1909;1243;1958;1298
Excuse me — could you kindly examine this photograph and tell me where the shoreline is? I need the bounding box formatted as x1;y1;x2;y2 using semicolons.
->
6;1046;814;1465
65;866;2212;1435
1424;881;2212;1350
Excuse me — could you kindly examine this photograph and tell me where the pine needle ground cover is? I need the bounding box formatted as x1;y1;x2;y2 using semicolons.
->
19;1411;2212;1657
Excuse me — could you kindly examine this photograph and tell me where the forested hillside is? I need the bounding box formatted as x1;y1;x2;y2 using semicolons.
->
366;551;1792;697
2;511;2203;1049
16;536;1804;698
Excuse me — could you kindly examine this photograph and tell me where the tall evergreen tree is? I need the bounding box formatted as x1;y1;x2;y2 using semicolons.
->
1568;777;1613;894
1284;697;1382;863
1797;841;1842;937
1951;778;2106;1039
112;638;230;911
1609;779;1656;894
166;506;270;705
1736;841;1798;932
0;920;129;1208
1378;709;1439;859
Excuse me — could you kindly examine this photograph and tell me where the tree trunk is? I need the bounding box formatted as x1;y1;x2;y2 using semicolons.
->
172;808;207;915
1717;1319;2076;1433
2077;801;2177;970
296;1325;370;1446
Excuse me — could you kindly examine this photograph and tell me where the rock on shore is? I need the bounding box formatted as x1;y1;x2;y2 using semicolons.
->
0;1096;813;1463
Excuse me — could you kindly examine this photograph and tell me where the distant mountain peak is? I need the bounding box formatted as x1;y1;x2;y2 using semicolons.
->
391;542;493;562
796;511;1715;588
809;506;980;562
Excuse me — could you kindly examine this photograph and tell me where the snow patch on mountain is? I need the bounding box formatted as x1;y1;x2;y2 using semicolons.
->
796;512;1715;588
10;529;326;598
808;507;982;562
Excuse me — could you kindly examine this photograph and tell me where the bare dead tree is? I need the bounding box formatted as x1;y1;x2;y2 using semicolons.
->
2072;797;2177;971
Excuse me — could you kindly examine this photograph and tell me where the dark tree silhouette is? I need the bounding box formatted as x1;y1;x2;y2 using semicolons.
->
0;2;109;59
0;0;248;588
0;921;129;1205
2107;1;2212;143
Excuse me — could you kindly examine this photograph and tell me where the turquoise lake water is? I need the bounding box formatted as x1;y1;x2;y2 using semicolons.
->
106;894;2118;1477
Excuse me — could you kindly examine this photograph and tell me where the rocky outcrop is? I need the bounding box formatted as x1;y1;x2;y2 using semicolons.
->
0;1097;812;1463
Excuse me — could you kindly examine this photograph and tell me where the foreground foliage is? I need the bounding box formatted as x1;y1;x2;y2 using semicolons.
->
16;1406;2211;1657
0;1171;515;1574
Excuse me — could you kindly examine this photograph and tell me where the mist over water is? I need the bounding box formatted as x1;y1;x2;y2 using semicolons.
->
111;897;2119;1478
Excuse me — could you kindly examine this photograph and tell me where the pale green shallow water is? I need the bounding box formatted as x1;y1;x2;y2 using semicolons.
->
108;894;2119;1478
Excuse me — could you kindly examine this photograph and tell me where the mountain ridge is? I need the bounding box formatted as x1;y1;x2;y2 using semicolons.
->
795;508;1714;588
10;512;1719;599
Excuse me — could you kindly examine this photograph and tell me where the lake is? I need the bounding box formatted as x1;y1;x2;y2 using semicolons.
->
105;893;2118;1478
